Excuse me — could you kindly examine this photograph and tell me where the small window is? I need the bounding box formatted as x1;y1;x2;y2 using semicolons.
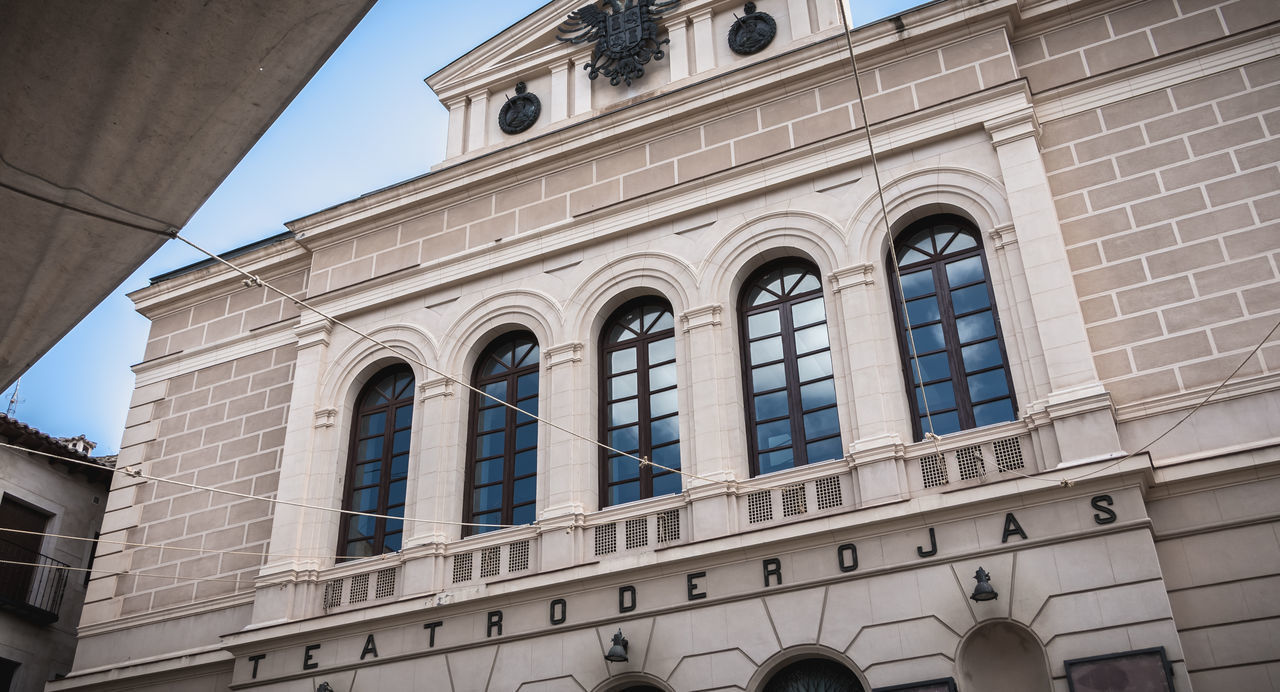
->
338;366;414;560
739;259;843;476
599;298;682;507
465;332;540;535
890;215;1017;440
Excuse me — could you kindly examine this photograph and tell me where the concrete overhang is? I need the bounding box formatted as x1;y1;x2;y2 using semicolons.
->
0;0;376;390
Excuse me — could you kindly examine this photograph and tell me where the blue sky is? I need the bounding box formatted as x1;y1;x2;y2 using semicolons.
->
4;0;922;454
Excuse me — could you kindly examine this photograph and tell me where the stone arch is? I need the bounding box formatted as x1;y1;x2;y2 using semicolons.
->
564;250;698;343
701;210;849;304
956;620;1052;692
590;672;675;692
439;288;563;379
847;165;1012;267
319;323;437;415
747;644;870;692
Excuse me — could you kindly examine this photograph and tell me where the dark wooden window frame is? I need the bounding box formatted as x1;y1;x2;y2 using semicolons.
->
462;332;540;536
597;297;681;507
738;259;842;477
888;214;1018;441
336;365;414;561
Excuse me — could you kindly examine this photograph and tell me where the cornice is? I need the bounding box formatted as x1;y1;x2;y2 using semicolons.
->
129;239;309;316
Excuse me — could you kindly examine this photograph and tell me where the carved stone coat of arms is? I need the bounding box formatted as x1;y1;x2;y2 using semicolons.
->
557;0;680;87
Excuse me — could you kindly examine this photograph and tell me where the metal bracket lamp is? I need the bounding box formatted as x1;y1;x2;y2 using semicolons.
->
970;567;998;601
605;629;629;662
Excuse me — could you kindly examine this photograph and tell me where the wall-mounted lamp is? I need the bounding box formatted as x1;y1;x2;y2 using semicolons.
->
970;567;998;601
604;629;629;662
316;683;333;692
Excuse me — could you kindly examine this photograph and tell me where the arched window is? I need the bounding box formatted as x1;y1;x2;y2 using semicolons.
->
890;215;1016;440
465;332;539;535
339;365;413;560
739;260;843;476
599;298;681;507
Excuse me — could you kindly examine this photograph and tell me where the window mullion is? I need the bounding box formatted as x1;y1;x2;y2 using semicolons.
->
635;334;653;498
503;370;517;527
938;253;976;430
779;298;807;467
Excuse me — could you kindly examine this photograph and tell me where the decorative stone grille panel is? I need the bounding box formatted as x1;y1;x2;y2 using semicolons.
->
625;517;648;549
921;453;948;488
594;522;618;556
375;568;396;599
656;509;680;543
451;552;474;584
815;475;842;510
509;540;530;572
781;484;807;517
349;573;370;603
957;445;985;480
479;546;501;578
747;490;774;524
994;436;1024;471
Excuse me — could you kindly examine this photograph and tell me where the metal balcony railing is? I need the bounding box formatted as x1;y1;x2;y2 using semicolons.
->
0;536;68;624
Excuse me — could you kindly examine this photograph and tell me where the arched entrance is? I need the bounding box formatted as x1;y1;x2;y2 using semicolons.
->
957;621;1051;691
762;658;866;692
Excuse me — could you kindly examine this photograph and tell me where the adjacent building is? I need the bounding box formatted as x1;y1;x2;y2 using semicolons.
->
55;0;1280;689
1;415;112;691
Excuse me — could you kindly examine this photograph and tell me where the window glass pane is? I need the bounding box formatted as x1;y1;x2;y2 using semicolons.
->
649;362;677;390
752;363;786;393
922;411;962;436
482;380;507;402
748;310;781;338
608;373;637;399
609;481;641;506
359;412;386;437
348;515;376;540
390;454;408;479
477;406;505;432
516;397;538;424
792;271;820;294
944;231;977;252
899;269;934;299
513;477;536;505
946;256;985;286
394;404;412;429
358;437;383;462
514;422;537;451
910;353;951;383
899;247;928;264
649;309;674;333
610;399;639;426
800;379;837;410
473;484;503;512
517;372;539;397
651;443;680;472
905;296;940;326
388;480;406;506
610;425;639;452
967;369;1010;402
797;352;834;381
747;286;773;307
956;311;996;343
961;340;1003;372
481;356;507;376
355;461;381;486
346;539;375;558
648;337;675;364
650;390;678;418
793;324;830;354
754;390;789;419
756;419;793;450
802;408;840;440
515;342;539;367
475;458;503;484
750;336;783;365
514;450;537;477
611;347;637;372
652;472;682;497
950;284;991;314
477;431;504;458
651;417;679;446
791;298;826;328
610;455;640;481
973;399;1016;427
907;323;945;352
806;437;844;465
473;512;501;531
511;504;536;526
393;429;411;454
915;382;957;413
758;448;795;474
352;487;378;512
382;532;401;552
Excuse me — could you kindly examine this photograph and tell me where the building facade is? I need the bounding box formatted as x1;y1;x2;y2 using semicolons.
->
54;0;1280;689
1;415;112;691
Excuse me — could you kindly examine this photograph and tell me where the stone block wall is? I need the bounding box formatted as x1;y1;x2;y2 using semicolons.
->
1013;0;1278;93
305;29;1017;295
142;268;305;361
84;344;296;625
1043;55;1280;406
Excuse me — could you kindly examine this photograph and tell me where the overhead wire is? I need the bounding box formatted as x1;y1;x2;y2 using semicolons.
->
0;526;371;564
0;558;251;586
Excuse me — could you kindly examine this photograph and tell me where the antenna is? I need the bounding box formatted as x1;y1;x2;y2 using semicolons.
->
5;378;20;417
